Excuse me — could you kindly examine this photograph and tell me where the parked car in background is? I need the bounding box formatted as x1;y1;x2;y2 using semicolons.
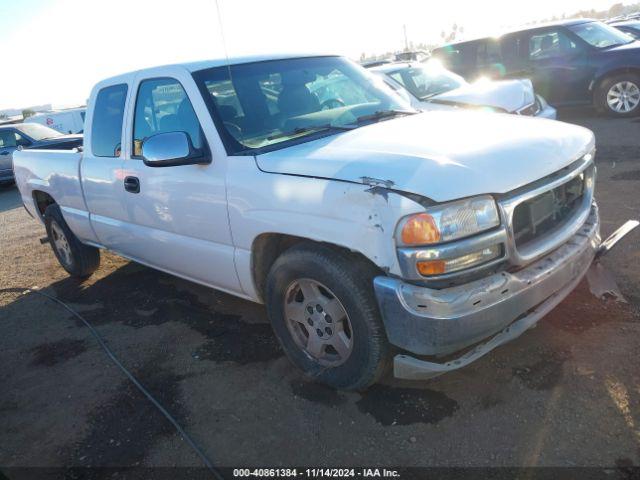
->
361;59;393;69
25;107;86;134
12;54;636;389
433;19;640;117
370;61;556;118
393;50;429;62
610;20;640;40
0;124;82;184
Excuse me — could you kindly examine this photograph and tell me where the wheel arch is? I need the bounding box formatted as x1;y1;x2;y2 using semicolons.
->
32;190;57;220
250;233;384;303
592;67;640;100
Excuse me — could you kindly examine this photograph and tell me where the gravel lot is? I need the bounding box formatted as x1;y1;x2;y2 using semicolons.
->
1;108;639;473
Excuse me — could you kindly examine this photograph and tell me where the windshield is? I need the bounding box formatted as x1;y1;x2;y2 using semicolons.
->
385;64;466;100
569;21;635;48
193;56;413;154
618;23;640;39
16;123;63;141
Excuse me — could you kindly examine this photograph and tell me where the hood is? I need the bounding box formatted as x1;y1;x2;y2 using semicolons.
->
256;111;594;203
429;79;536;113
600;40;640;54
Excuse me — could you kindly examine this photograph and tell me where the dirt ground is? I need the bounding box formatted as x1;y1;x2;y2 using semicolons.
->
1;108;639;474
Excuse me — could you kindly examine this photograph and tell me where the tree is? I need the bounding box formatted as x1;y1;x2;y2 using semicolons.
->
22;109;35;119
441;23;465;43
609;3;625;17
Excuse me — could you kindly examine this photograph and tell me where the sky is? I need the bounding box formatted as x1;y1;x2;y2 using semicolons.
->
0;0;630;110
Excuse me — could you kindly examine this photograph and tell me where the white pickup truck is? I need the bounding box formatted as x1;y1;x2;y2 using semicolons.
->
14;54;636;390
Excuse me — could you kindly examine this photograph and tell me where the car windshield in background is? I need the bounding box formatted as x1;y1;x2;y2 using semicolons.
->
617;23;640;39
16;123;63;141
387;64;465;100
193;56;413;154
569;21;635;48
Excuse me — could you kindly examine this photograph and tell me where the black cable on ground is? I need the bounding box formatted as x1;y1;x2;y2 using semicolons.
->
0;286;224;480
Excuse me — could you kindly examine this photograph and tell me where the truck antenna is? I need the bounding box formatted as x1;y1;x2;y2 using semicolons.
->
213;0;234;83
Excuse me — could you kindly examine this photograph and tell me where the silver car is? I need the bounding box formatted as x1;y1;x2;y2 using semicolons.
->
370;61;557;119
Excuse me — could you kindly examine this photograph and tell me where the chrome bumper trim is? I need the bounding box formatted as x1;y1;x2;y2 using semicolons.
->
390;214;638;380
374;204;600;357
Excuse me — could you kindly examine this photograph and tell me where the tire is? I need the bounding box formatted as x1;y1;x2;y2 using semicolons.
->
44;204;100;278
595;73;640;117
265;242;390;390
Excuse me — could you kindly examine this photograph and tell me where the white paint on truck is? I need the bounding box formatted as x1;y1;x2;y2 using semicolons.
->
13;54;623;389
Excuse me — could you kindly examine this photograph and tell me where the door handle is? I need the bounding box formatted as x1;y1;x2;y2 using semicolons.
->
0;151;9;156
124;176;140;193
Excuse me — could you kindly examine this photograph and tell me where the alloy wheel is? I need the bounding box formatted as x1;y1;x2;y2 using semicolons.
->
51;221;73;267
607;81;640;113
283;278;354;366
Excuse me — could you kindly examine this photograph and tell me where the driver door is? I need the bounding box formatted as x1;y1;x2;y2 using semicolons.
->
119;72;240;292
524;28;593;104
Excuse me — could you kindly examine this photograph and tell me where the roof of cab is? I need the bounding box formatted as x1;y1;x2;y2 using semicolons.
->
95;53;337;87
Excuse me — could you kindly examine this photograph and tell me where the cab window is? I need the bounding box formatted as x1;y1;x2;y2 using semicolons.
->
0;130;29;148
0;130;17;148
529;30;579;60
132;78;204;157
92;84;128;157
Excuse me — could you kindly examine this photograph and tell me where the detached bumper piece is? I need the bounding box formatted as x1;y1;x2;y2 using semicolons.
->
374;207;637;380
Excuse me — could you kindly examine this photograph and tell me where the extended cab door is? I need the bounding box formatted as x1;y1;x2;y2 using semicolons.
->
118;69;241;292
80;82;131;246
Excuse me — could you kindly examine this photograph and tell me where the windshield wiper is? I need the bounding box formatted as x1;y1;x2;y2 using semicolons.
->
267;124;354;141
352;109;417;125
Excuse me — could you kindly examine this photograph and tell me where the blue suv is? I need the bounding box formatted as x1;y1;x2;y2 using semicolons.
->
432;19;640;117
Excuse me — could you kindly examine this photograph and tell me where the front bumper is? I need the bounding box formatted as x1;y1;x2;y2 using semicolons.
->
374;204;601;379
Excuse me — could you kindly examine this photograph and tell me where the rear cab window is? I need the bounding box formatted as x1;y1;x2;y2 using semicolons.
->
91;84;128;157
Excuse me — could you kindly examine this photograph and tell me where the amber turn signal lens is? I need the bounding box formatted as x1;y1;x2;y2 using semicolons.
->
416;260;446;276
401;213;441;245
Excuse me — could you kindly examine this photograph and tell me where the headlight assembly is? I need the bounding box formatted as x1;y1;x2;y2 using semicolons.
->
398;195;500;246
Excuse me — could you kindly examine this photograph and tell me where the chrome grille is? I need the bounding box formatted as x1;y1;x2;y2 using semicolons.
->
498;154;596;266
512;173;585;248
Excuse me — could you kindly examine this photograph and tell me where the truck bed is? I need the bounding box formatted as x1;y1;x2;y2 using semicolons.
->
13;149;86;221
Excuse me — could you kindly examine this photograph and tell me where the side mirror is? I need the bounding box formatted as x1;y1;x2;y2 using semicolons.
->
141;131;210;167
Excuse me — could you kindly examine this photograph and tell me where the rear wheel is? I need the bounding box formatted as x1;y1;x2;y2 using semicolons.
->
265;243;391;390
44;204;100;278
596;74;640;117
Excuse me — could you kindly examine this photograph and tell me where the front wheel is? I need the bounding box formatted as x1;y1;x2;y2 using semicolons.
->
44;204;100;278
596;74;640;117
265;243;391;390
